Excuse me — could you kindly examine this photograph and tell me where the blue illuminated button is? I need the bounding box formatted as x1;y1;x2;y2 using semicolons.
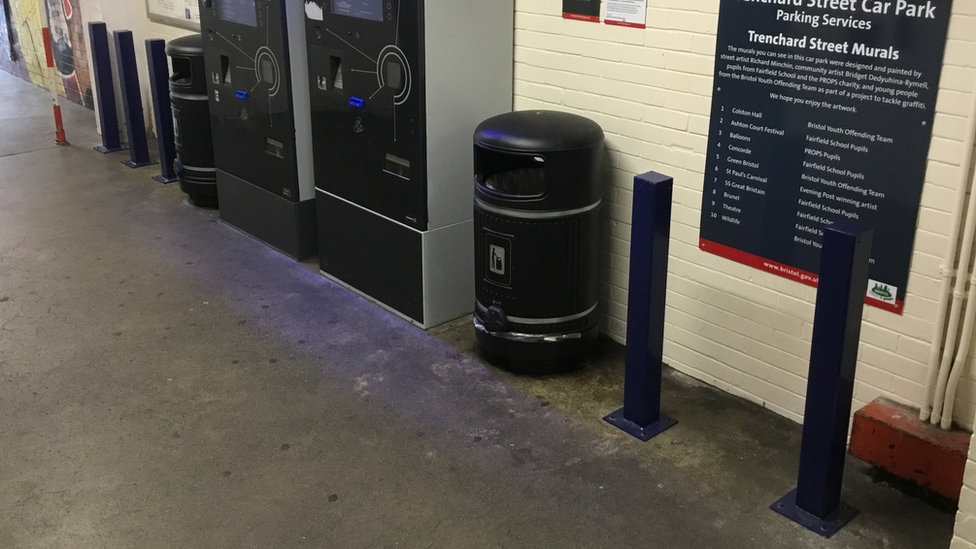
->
235;90;248;99
349;96;364;108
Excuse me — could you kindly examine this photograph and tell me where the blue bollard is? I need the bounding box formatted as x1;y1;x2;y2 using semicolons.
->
604;171;677;441
146;38;177;183
772;221;872;537
114;30;156;169
88;22;124;154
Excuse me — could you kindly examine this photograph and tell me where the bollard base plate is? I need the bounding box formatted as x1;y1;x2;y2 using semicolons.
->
153;175;178;184
94;145;126;154
123;159;158;169
603;407;677;442
771;488;859;538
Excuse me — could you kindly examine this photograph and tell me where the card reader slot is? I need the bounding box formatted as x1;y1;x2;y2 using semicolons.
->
384;59;403;91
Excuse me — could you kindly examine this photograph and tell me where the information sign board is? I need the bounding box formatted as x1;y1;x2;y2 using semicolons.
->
606;0;646;28
146;0;200;31
699;0;953;313
563;0;601;22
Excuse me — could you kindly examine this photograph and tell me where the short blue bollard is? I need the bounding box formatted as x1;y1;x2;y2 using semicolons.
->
146;38;177;183
88;22;124;154
114;30;156;169
604;172;677;441
772;221;873;537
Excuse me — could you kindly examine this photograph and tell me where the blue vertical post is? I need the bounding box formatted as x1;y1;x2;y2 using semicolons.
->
772;222;872;538
604;171;677;441
88;22;124;154
146;38;177;183
114;30;156;169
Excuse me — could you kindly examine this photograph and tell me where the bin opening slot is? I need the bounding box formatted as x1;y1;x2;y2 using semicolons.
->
476;149;546;198
171;56;192;85
383;153;410;180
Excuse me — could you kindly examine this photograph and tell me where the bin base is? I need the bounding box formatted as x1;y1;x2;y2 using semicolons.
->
180;180;218;208
474;319;600;375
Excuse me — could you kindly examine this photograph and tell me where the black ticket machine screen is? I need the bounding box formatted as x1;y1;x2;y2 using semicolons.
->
219;0;257;26
332;0;383;22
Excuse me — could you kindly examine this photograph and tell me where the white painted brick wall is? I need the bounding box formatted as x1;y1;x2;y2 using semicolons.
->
953;432;976;549
512;0;976;431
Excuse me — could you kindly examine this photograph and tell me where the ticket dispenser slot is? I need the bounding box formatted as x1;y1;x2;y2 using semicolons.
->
383;153;410;180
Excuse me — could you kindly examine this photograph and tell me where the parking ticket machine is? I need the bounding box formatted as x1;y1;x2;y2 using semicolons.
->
305;0;513;327
200;0;316;259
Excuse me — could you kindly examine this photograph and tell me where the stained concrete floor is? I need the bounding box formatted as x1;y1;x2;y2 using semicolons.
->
0;69;957;548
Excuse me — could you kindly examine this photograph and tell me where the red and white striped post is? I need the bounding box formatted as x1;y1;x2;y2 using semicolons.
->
41;26;69;146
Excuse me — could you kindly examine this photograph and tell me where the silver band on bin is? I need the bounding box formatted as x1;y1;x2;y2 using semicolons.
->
170;92;209;102
475;197;601;220
475;301;598;326
474;315;583;343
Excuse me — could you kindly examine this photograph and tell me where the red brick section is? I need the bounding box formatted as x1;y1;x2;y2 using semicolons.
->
849;397;971;500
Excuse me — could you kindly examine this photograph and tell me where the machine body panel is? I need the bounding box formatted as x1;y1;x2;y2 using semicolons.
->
307;0;513;326
201;0;317;258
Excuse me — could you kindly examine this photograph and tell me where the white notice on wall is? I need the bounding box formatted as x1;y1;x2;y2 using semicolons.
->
605;0;646;29
145;0;200;30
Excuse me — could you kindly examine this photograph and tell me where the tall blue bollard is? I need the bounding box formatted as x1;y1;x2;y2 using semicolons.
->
88;22;124;154
604;172;677;441
114;30;156;169
772;221;872;537
146;38;177;183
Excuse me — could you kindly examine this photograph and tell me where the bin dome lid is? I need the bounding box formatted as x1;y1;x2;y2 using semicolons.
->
165;34;204;56
475;110;604;153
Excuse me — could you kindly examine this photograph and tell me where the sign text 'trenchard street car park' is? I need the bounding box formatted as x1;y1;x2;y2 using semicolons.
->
699;0;953;313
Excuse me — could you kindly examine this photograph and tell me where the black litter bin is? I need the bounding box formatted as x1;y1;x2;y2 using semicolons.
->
473;110;605;373
166;35;217;207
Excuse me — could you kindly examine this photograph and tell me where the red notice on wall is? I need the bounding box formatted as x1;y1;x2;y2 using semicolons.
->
563;0;601;22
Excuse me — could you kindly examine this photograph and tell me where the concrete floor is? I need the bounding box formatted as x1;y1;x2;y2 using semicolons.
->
0;70;957;548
